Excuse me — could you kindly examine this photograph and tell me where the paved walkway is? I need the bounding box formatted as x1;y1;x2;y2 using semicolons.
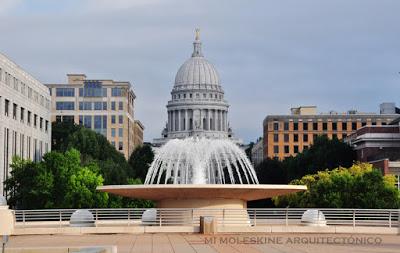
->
6;233;400;253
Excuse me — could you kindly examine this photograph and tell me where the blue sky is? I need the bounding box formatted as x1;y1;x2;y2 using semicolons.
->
1;0;400;143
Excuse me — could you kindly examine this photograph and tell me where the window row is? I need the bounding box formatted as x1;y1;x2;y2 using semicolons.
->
273;145;308;155
0;67;50;109
111;128;124;138
272;133;344;143
272;120;386;131
2;98;49;132
172;92;223;100
55;101;123;111
52;86;127;98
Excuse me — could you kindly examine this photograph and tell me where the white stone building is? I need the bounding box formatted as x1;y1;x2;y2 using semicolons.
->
0;52;51;196
154;30;236;145
251;137;264;166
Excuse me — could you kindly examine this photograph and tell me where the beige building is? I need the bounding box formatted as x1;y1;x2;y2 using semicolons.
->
133;120;144;148
46;74;143;159
263;105;400;160
0;52;51;196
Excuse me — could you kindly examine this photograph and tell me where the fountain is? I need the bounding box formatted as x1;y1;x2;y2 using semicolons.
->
98;138;306;214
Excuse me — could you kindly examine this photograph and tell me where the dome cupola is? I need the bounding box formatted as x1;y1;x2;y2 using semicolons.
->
174;29;220;87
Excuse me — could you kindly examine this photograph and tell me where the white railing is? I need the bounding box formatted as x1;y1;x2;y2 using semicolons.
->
13;208;399;228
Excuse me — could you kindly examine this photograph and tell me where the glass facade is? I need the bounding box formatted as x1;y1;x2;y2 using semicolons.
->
56;88;75;97
56;101;75;110
111;87;124;96
79;81;107;97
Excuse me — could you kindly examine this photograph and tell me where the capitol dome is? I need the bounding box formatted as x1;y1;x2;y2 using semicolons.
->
174;30;220;87
174;58;220;86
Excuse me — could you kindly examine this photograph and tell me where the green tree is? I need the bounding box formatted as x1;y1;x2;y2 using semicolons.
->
5;149;108;209
128;144;154;182
273;163;400;208
52;123;130;185
5;157;54;209
284;135;356;180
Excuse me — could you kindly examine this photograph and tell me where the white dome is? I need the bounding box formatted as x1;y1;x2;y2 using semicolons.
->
174;57;220;86
70;209;95;227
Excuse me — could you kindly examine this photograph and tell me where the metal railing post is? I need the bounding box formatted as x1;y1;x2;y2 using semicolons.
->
59;210;62;228
95;209;98;227
254;209;257;226
389;210;392;228
285;208;288;226
191;209;194;226
128;209;130;226
22;210;26;228
222;209;225;226
159;210;162;227
353;210;356;228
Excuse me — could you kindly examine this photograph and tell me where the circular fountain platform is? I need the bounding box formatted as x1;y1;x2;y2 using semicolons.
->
97;184;306;208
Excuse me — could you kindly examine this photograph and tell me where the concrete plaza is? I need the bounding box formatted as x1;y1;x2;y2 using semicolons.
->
5;233;400;253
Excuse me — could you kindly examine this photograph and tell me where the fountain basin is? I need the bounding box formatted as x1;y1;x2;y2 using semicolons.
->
97;184;306;204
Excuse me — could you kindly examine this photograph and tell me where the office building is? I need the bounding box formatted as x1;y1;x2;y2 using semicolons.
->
46;74;142;159
0;52;51;195
263;105;399;160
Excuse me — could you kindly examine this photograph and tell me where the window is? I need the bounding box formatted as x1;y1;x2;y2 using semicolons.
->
190;94;192;98
79;115;83;125
118;141;123;150
40;117;43;130
119;115;123;124
303;122;308;131
273;134;279;142
84;115;92;128
45;120;48;132
13;103;17;119
303;134;308;142
284;134;289;142
4;99;9;116
111;87;124;96
56;102;75;110
362;122;367;127
119;101;123;110
382;122;387;126
293;134;298;142
103;102;107;110
273;145;279;154
313;122;318;130
118;128;123;137
203;93;206;98
111;102;116;110
294;145;299;154
352;122;357;130
111;128;116;137
94;102;102;110
111;115;116;124
284;122;289;131
293;122;298;131
323;122;328;130
332;122;337;131
27;111;31;125
34;114;37;127
273;122;279;131
79;102;92;110
20;107;25;122
284;145;289;154
56;88;75;97
94;115;102;130
342;122;347;131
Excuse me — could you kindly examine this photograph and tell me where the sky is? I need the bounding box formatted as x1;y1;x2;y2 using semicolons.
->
0;0;399;143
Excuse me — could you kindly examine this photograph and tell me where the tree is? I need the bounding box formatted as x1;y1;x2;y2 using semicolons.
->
128;144;154;182
284;135;356;180
5;157;54;209
52;123;130;185
5;149;108;209
255;158;287;184
273;163;400;209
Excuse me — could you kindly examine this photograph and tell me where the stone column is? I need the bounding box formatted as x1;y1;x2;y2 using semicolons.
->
178;110;181;131
206;109;210;131
172;110;175;132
